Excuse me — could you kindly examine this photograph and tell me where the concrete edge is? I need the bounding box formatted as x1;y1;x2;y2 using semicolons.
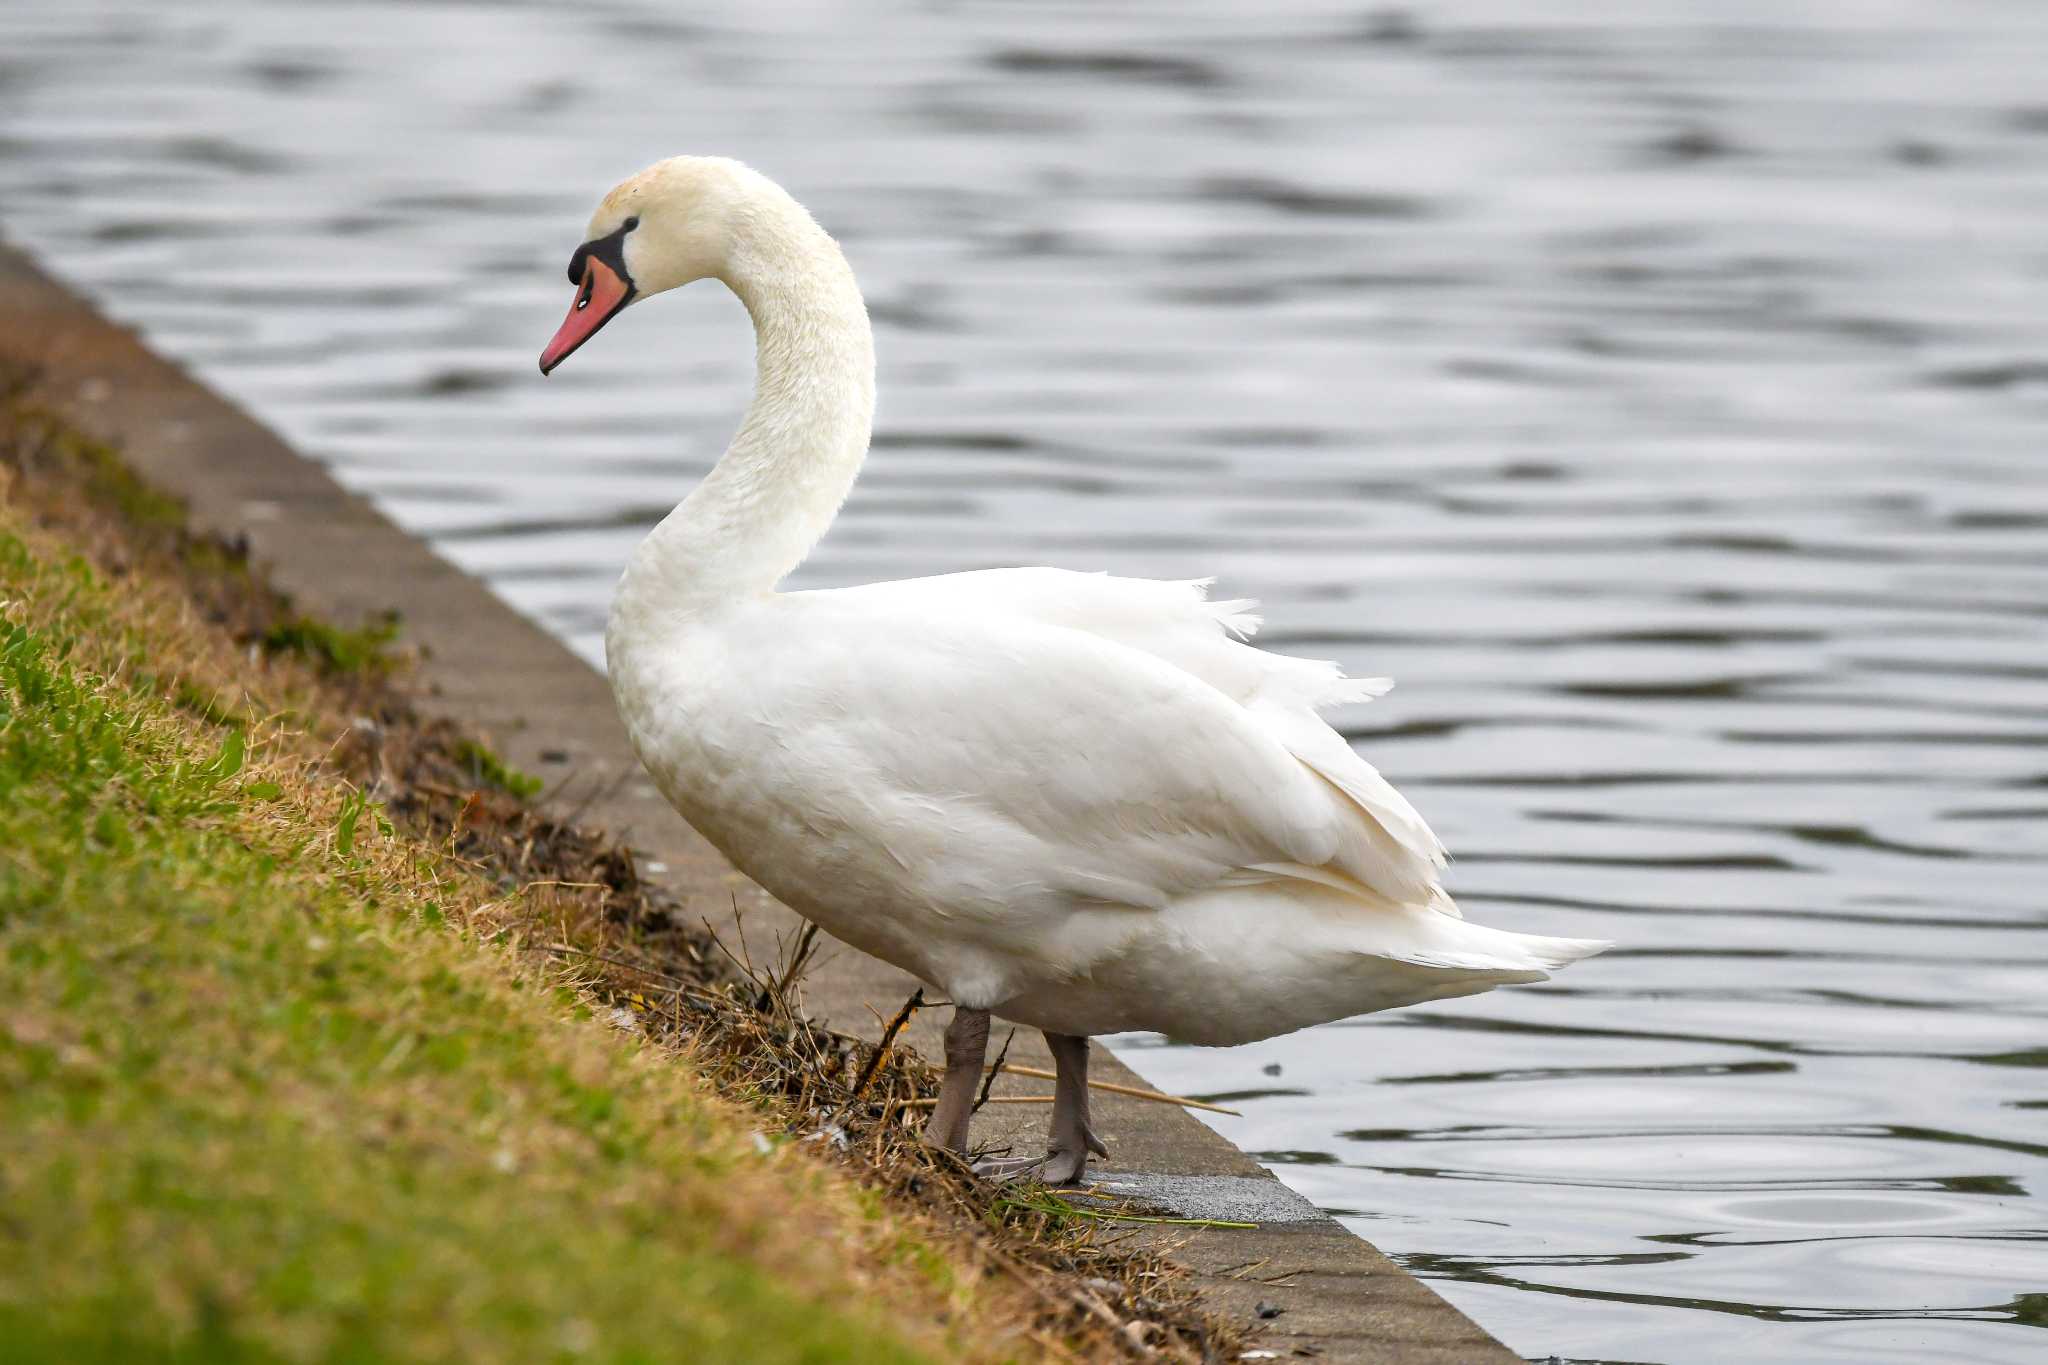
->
0;239;1520;1365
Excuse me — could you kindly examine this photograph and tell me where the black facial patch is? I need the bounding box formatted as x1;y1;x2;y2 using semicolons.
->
564;216;637;287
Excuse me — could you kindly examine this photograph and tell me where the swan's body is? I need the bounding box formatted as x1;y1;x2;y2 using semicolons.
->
544;157;1608;1177
612;568;1598;1045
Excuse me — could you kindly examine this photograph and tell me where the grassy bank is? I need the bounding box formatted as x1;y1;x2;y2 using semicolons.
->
0;420;991;1362
0;379;1240;1364
0;378;1257;1364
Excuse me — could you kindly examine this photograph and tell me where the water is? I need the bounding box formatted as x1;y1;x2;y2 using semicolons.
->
4;3;2046;1359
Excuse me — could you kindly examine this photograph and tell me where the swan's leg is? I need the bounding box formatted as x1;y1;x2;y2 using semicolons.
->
1040;1032;1109;1184
974;1031;1110;1184
922;1005;990;1154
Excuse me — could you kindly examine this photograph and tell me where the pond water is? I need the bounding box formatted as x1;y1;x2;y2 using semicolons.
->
4;2;2046;1359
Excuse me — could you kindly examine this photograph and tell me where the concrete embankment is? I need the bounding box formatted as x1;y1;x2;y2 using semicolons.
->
0;239;1519;1365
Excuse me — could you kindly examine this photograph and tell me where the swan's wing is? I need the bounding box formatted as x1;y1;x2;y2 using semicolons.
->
756;593;1437;920
815;568;1449;908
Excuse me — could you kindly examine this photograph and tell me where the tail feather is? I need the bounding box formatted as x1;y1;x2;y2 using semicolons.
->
1383;913;1612;977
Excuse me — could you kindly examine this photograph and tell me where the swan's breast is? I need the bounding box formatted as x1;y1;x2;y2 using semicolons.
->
605;605;986;975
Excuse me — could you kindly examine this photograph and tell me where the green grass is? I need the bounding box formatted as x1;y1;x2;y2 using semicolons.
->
42;408;189;532
12;399;396;678
451;736;546;800
0;525;948;1363
260;610;402;677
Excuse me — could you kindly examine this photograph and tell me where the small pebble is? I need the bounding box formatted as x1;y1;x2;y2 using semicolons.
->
1255;1299;1284;1319
803;1124;850;1151
558;1317;596;1354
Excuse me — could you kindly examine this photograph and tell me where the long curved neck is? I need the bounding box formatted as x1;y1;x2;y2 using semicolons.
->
614;207;874;625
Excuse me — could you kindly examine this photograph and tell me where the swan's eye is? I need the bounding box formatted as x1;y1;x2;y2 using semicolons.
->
624;215;640;231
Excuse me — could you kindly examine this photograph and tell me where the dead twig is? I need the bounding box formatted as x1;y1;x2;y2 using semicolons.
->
773;919;821;1000
843;988;922;1108
992;1063;1243;1117
973;1027;1016;1114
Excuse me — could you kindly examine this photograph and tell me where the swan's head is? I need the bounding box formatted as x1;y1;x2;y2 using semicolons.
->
538;156;761;375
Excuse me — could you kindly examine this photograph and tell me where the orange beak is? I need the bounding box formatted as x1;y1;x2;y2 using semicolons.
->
540;256;633;374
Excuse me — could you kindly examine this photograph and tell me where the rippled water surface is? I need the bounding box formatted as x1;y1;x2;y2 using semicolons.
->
5;2;2047;1359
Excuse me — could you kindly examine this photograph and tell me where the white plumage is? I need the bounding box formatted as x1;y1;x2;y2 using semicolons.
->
543;156;1608;1177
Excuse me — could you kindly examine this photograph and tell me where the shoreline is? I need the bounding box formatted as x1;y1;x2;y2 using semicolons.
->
0;236;1519;1364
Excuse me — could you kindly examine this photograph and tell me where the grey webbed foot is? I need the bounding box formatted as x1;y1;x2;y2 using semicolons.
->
1037;1120;1110;1185
970;1152;1056;1183
970;1127;1106;1186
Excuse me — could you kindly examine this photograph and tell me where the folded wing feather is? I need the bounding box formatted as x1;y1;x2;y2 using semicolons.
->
822;567;1456;916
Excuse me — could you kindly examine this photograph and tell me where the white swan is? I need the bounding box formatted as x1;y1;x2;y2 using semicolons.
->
540;157;1608;1182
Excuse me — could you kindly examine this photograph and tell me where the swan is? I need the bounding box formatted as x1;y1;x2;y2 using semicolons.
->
539;157;1609;1183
